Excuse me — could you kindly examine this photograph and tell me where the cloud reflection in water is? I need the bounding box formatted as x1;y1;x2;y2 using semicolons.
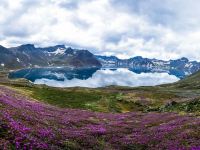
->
34;68;179;88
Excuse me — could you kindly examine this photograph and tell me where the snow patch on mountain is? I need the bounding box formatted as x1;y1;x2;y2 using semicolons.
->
49;48;66;55
185;63;193;68
17;58;21;62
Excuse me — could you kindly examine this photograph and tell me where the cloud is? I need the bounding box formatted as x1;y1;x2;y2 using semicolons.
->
1;0;200;60
34;68;179;88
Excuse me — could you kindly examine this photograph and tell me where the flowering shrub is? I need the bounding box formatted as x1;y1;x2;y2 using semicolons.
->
0;86;199;149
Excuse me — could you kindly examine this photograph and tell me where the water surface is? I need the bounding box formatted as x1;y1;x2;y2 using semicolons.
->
9;67;180;88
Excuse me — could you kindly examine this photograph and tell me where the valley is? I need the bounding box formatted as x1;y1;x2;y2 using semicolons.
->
0;45;200;149
0;69;200;149
1;1;200;149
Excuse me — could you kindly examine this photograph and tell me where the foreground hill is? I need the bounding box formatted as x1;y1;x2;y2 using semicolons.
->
167;70;200;89
0;85;199;149
0;44;101;69
0;69;200;149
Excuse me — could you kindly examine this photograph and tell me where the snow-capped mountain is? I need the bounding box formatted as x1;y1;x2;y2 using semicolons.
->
1;43;199;77
0;44;102;69
96;55;200;76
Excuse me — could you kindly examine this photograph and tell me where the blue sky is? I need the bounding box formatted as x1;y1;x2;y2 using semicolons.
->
1;0;200;60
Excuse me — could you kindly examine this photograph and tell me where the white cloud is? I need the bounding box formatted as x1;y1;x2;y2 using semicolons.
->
1;0;200;60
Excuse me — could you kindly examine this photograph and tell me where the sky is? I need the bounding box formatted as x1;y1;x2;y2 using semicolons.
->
1;0;200;60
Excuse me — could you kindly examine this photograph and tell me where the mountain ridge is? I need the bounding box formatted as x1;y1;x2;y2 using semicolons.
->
0;44;102;69
96;55;200;76
1;44;200;77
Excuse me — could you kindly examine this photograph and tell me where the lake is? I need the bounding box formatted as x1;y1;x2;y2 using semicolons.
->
8;67;182;88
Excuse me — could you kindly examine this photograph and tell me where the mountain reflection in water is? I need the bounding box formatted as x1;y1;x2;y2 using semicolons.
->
9;67;182;88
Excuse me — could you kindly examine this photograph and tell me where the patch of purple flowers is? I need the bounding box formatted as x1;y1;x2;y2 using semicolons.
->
0;86;199;149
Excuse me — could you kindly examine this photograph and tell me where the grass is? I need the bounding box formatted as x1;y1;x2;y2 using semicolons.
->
3;83;123;112
161;98;200;114
2;82;187;113
1;69;200;150
163;70;200;90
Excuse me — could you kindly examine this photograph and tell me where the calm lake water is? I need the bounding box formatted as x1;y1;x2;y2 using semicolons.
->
9;67;181;88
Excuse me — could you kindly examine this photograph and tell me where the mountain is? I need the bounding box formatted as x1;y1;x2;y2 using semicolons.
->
96;55;200;76
1;44;199;76
0;44;102;69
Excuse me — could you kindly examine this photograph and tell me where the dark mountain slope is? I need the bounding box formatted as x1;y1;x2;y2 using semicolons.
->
0;44;102;69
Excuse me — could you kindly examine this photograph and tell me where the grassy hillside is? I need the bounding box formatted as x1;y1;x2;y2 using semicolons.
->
3;79;189;113
0;70;200;149
165;71;200;89
0;85;199;149
0;70;199;114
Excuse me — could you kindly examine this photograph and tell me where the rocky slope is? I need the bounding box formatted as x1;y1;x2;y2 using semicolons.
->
0;44;102;69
